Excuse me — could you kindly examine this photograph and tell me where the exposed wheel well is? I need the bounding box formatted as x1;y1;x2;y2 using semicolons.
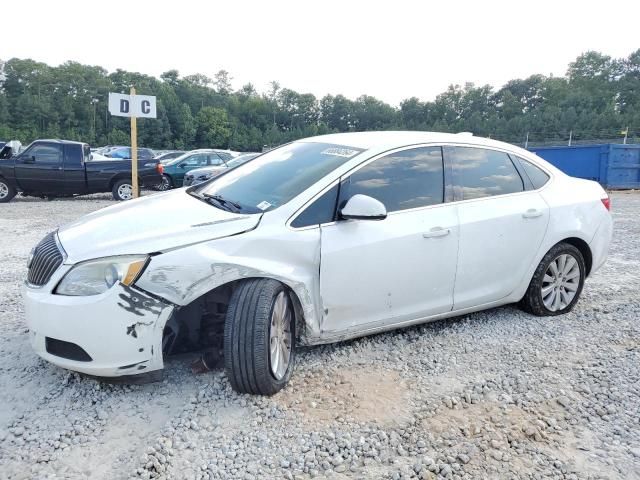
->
162;277;304;359
559;237;592;276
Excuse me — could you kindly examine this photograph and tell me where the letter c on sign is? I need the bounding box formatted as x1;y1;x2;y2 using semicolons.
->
120;99;130;113
141;100;151;114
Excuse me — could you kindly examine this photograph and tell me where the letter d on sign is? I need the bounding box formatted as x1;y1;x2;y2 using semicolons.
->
120;99;130;114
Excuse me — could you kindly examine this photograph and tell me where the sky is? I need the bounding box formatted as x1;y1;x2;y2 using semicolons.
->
2;0;639;106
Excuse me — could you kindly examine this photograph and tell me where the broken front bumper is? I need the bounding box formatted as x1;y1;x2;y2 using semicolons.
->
24;268;173;377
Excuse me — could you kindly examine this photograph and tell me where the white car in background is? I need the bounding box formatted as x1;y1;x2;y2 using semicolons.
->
24;132;612;395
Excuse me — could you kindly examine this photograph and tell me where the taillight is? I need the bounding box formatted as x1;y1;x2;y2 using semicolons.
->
156;163;164;174
601;196;611;211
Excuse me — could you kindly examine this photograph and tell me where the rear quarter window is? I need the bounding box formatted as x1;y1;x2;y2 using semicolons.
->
516;156;550;189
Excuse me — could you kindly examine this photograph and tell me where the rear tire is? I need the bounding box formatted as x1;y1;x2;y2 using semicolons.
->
0;178;16;203
156;174;173;191
520;242;586;316
224;279;296;395
112;179;134;201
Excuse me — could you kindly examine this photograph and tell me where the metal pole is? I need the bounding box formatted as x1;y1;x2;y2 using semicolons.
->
130;86;139;199
568;130;572;146
524;132;529;149
623;127;628;145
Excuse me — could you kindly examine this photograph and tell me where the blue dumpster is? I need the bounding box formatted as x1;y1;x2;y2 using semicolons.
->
529;144;640;189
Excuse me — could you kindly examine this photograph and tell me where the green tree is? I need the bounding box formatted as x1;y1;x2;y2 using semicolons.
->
195;107;231;147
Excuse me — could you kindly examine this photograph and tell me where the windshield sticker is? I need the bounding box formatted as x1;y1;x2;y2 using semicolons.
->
257;201;272;211
320;147;360;158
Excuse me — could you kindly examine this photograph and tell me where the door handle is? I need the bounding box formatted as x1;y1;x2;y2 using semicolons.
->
423;227;450;238
522;209;543;219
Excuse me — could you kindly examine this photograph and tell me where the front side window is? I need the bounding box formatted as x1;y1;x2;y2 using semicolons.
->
339;146;444;212
194;142;363;213
445;147;524;200
27;145;63;164
515;156;550;189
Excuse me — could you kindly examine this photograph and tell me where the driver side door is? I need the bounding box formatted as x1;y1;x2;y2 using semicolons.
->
318;146;459;337
14;143;64;193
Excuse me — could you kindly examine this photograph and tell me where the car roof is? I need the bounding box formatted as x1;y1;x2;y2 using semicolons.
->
301;131;530;156
36;139;87;146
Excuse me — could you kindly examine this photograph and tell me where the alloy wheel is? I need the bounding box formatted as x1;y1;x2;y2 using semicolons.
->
541;253;580;311
118;183;133;200
269;291;292;380
0;183;8;199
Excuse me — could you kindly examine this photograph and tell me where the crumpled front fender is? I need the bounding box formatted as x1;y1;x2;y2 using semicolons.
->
135;226;323;343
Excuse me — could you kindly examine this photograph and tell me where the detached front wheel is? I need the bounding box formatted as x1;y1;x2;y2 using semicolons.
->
112;179;134;201
224;279;296;395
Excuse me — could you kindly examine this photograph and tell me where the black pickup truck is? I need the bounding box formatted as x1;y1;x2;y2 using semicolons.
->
0;139;163;202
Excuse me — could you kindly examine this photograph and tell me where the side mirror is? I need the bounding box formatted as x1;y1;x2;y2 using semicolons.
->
23;155;36;164
340;194;387;221
178;163;186;169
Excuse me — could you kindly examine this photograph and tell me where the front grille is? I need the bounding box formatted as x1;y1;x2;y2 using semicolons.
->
27;232;64;286
45;337;92;362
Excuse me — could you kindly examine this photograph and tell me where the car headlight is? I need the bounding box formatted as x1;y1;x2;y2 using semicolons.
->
55;256;148;296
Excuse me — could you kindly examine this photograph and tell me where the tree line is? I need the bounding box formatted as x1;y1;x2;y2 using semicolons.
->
0;49;638;152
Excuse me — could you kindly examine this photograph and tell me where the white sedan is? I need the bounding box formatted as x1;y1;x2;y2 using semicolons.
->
24;132;612;394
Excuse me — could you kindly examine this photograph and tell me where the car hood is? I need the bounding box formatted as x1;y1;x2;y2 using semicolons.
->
57;190;261;264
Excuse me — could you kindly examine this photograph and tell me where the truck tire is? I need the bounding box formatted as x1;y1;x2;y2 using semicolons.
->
112;179;134;201
224;279;296;395
0;178;16;203
520;242;586;316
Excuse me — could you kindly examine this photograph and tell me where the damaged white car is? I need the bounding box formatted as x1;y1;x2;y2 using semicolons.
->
24;132;612;395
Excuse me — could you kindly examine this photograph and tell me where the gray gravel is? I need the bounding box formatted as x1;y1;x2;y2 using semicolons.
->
0;192;638;480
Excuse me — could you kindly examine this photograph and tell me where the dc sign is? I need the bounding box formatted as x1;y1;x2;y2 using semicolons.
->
108;92;157;118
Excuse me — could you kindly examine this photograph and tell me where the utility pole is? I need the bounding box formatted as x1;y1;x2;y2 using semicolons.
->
91;98;99;143
130;86;139;199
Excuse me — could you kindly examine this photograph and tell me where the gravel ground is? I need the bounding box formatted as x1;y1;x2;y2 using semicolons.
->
0;192;638;480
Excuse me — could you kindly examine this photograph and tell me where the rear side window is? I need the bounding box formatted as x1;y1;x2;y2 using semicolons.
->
516;156;550;189
291;184;339;228
340;146;444;212
64;145;84;166
445;147;524;200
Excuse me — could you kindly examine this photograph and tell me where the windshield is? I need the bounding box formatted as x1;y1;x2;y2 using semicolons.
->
193;142;363;213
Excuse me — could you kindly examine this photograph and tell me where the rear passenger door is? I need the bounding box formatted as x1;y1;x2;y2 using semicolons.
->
444;146;549;309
